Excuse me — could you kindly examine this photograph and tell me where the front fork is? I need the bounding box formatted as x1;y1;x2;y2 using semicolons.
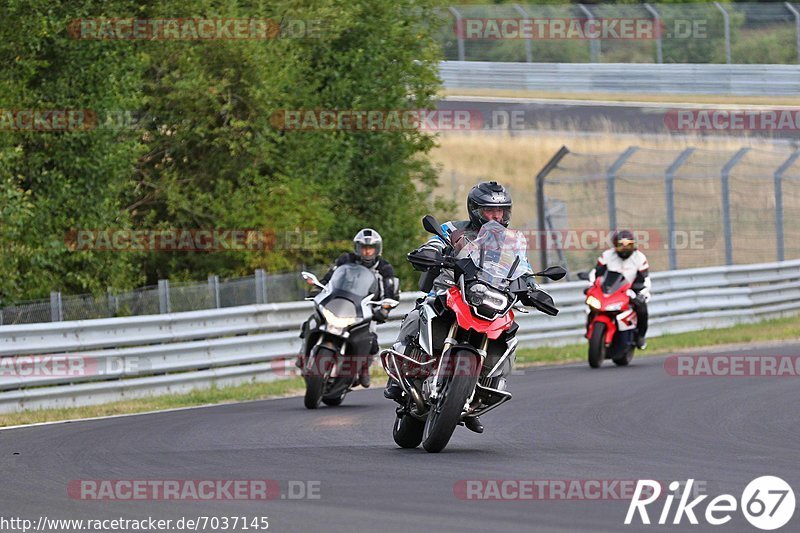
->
429;321;487;407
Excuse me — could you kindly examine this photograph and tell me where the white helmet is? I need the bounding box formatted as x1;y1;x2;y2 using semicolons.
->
353;228;382;267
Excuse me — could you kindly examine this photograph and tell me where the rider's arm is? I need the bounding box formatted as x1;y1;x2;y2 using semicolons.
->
378;261;398;300
632;252;651;301
589;260;607;283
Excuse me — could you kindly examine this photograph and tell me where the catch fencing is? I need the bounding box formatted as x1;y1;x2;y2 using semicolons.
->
535;145;800;278
0;267;325;326
439;3;800;64
0;259;798;414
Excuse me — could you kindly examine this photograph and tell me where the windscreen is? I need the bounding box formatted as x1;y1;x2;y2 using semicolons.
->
601;271;626;295
460;221;533;289
326;263;378;298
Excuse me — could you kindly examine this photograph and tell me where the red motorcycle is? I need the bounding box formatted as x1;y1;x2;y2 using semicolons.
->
579;270;638;368
381;216;565;453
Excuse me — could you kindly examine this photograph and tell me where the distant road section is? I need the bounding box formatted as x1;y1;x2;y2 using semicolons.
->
439;96;800;139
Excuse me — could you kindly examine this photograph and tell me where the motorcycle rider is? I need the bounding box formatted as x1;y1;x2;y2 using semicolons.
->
588;230;651;349
297;228;398;388
384;180;530;434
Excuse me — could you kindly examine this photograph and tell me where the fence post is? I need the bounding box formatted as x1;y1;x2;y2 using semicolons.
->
255;269;268;304
644;3;663;64
774;149;800;262
720;148;750;265
536;146;571;276
512;4;533;62
50;291;63;322
209;275;220;308
158;279;170;314
665;148;695;271
106;287;119;316
448;7;466;61
714;2;732;64
606;147;638;232
578;4;600;62
787;2;800;64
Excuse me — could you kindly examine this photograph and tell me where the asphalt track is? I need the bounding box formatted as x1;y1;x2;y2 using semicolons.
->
440;97;800;140
2;342;798;533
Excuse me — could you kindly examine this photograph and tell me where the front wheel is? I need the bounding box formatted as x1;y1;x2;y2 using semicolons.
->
304;347;336;409
422;351;479;453
588;323;606;369
393;414;424;448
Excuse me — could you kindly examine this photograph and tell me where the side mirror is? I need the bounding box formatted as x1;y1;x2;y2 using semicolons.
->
576;271;590;281
534;265;567;281
422;215;451;247
301;271;326;290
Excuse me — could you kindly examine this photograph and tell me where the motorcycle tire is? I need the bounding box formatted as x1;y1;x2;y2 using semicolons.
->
393;414;424;448
304;347;336;409
588;323;606;369
422;351;479;453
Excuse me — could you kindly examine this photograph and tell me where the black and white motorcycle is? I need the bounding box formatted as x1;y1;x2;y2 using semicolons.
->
299;264;398;409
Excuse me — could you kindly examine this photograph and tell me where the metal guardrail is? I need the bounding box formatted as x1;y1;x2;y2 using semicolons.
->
439;61;800;96
1;260;799;413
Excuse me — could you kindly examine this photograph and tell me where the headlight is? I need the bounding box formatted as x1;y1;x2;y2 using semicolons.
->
586;296;601;310
321;308;356;329
469;283;508;311
605;302;623;312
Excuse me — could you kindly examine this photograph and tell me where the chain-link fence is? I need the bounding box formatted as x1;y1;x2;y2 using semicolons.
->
0;267;326;326
536;145;800;277
439;3;800;64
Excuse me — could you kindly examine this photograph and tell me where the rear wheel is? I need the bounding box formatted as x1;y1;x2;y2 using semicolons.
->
304;347;336;409
588;324;606;369
422;351;479;453
612;345;635;366
393;414;424;448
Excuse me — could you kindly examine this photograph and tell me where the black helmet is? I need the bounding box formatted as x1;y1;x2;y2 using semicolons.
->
353;228;382;267
612;230;636;259
467;181;512;229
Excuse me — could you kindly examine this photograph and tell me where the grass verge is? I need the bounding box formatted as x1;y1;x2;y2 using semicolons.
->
440;88;800;106
515;314;800;367
2;314;799;428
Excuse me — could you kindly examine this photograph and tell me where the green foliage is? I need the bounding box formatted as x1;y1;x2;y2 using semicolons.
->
0;0;444;300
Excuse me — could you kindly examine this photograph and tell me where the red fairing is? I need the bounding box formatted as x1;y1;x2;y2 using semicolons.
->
446;286;513;340
586;313;616;341
585;281;632;313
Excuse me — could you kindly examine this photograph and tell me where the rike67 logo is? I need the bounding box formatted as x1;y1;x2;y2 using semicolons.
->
625;477;795;530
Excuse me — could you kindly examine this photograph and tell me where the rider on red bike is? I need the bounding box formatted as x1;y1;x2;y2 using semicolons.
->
589;230;651;349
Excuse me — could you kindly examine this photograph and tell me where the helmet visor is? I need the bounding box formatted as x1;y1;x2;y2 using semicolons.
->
472;205;511;226
615;238;636;254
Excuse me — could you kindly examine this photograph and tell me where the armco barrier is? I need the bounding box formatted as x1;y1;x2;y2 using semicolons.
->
1;259;799;413
438;61;800;96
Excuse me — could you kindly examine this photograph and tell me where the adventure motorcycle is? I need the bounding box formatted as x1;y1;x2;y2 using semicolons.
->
300;264;398;409
578;270;638;368
380;216;565;453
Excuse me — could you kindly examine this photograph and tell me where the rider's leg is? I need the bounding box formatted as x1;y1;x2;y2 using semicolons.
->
383;308;421;400
632;300;649;348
